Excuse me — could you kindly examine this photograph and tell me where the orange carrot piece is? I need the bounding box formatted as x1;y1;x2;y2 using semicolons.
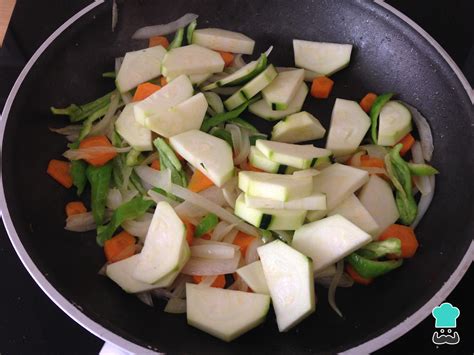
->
188;169;214;193
397;133;415;156
379;224;419;258
201;233;212;240
246;162;264;172
148;36;169;49
183;219;195;246
65;201;87;217
233;232;256;256
346;264;373;285
359;93;378;113
150;159;161;171
360;155;385;168
218;51;235;67
311;76;334;99
193;275;226;288
132;83;161;102
47;159;73;188
79;135;117;167
160;76;167;87
104;231;136;263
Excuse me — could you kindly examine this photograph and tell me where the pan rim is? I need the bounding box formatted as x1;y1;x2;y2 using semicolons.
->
0;1;472;353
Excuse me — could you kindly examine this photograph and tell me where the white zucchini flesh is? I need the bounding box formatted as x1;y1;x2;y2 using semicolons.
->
238;171;313;202
169;130;234;187
292;214;372;272
248;146;287;173
249;82;308;121
224;65;278;110
358;175;400;238
377;101;412;146
116;45;167;93
325;98;371;157
293;40;352;76
144;93;208;138
133;201;189;284
276;66;322;82
271;111;326;143
306;209;328;222
236;261;270;295
312;163;369;210
292;169;320;177
234;194;306;230
161;44;225;78
192;28;255;55
115;103;152;151
256;139;332;169
106;255;158;293
262;69;305;110
244;191;326;211
133;75;194;125
328;194;380;237
166;72;212;85
186;283;270;342
258;240;315;332
202;60;259;90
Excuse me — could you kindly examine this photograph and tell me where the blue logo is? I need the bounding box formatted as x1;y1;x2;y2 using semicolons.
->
431;302;460;345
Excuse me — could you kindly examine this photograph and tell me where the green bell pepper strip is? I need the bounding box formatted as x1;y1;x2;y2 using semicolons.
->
370;93;393;144
126;149;144;167
71;160;88;196
102;72;116;78
229;117;259;133
96;196;154;246
249;134;267;146
151;187;183;203
50;91;113;123
195;213;219;237
407;163;439;176
210;128;233;147
200;95;261;132
356;238;401;260
77;105;110;140
86;162;113;226
186;20;197;44
154;138;187;187
168;27;184;50
130;170;147;195
260;229;275;244
346;253;403;279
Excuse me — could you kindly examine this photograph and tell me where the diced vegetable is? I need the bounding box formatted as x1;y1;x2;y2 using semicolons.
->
186;20;197;45
168;27;185;50
169;130;234;187
262;69;304;110
193;275;226;288
203;92;224;114
345;264;373;285
132;82;161;102
116;46;167;93
234;194;306;230
271;111;326;143
346;253;403;279
292;214;372;272
359;93;377;113
306;209;327;222
104;231;136;263
186;283;270;342
249;82;308;121
192;28;255;54
148;36;169;49
131;13;199;39
244;191;326;211
258;240;315;331
200;97;258;132
86;163;113;226
218;51;235;67
133;201;190;284
397;133;415;156
188;169;215;193
310;76;334;99
106;255;159;293
377;101;412;146
236;261;269;294
325;98;371;157
65;201;87;217
183;219;195;245
232;232;256;256
79;135;118;166
195;213;219;237
115;103;152;151
51;91;113;123
358;174;400;237
407;163;439;176
357;238;401;259
293;40;352;75
378;224;419;258
248;146;290;174
369;92;393;144
162;44;224;77
70;159;87;195
47;159;73;188
154;138;187;187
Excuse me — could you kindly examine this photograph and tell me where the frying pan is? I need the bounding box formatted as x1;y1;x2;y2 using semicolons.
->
1;0;473;353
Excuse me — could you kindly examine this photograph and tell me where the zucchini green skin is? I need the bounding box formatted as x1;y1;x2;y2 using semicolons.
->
370;93;393;144
223;54;267;87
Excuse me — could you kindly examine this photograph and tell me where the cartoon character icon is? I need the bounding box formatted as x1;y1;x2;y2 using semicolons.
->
431;302;460;345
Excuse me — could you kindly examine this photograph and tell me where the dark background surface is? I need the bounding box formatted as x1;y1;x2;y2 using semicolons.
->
0;0;472;354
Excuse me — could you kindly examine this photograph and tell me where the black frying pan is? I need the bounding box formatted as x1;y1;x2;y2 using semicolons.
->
1;0;473;353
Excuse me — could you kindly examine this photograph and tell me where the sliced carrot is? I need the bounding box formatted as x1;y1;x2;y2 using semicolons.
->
150;159;161;171
379;224;419;258
360;155;385;168
246;162;264;172
65;201;87;217
397;133;415;156
160;76;167;87
132;83;161;102
233;232;256;256
359;93;378;113
346;264;373;285
201;233;212;240
183;219;195;246
311;76;334;99
47;159;73;188
188;169;214;193
193;275;226;288
148;36;169;49
104;231;136;263
79;135;117;166
218;51;235;67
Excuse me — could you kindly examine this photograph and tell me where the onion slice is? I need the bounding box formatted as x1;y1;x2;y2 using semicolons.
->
181;251;241;275
164;298;186;314
411;141;432;195
411;175;435;229
231;54;246;68
244;238;263;265
190;244;236;259
403;102;434;161
65;211;111;232
132;13;198;39
136;292;154;307
134;166;171;191
328;260;344;318
121;213;153;241
63;146;130;161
